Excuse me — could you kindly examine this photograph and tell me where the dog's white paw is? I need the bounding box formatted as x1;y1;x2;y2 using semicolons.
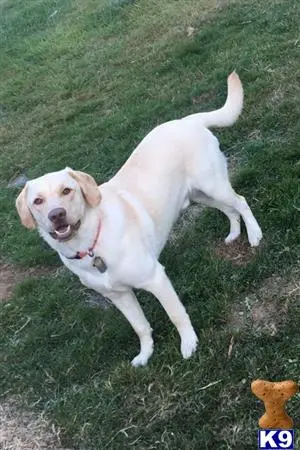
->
248;225;263;247
131;337;154;367
180;328;198;359
225;230;241;244
131;353;150;367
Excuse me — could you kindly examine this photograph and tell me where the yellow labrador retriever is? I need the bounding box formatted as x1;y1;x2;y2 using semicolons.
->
16;73;262;366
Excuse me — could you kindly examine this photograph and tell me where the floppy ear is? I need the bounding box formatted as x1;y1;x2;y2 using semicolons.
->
16;184;36;229
67;168;101;207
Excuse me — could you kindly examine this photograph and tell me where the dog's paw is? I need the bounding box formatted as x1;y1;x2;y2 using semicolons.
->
131;337;154;367
225;230;241;244
131;352;151;367
180;328;198;359
248;226;263;247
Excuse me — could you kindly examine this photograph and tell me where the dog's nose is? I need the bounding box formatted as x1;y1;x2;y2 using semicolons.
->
48;208;66;223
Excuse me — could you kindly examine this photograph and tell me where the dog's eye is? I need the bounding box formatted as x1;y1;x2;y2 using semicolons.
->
62;187;71;195
33;198;43;205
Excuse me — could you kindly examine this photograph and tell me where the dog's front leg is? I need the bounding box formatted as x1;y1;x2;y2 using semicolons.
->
141;264;198;359
107;289;154;367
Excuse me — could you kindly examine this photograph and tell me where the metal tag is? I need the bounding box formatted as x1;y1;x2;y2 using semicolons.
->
93;256;107;273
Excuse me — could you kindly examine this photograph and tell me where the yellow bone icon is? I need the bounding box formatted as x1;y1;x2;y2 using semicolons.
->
251;379;298;429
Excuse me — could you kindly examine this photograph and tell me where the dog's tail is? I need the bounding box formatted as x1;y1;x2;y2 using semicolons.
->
183;72;243;128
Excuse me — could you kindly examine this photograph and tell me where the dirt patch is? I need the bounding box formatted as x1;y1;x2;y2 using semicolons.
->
270;85;285;105
0;263;55;301
0;398;71;450
192;90;216;105
215;238;258;266
228;266;300;336
248;129;263;141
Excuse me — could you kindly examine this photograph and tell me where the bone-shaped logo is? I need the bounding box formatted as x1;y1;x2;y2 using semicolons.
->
251;379;298;429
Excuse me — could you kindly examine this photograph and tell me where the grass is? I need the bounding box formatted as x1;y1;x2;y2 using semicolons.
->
0;0;300;448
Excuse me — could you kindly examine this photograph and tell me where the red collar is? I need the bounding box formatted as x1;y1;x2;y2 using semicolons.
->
66;219;102;260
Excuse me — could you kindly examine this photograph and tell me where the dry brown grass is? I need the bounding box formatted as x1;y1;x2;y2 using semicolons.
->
228;266;300;336
0;263;55;301
0;398;71;450
215;238;260;267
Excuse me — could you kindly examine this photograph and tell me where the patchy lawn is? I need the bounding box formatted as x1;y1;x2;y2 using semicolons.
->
0;397;68;450
0;263;55;301
0;0;299;448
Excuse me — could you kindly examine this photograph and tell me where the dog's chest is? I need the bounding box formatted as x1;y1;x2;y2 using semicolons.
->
82;263;117;292
62;251;133;294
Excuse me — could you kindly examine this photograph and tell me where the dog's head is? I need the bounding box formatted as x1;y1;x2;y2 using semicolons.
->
16;168;101;241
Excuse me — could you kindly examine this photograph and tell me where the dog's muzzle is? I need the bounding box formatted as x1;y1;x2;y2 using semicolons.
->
48;208;81;241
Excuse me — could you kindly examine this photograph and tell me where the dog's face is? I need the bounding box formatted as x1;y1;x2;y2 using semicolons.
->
16;168;101;241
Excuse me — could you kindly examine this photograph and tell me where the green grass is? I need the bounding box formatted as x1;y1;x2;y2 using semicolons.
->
1;0;300;448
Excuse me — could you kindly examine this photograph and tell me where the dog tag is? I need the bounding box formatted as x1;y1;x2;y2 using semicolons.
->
93;256;107;273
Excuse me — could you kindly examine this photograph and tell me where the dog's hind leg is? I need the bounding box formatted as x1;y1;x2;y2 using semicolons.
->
188;133;262;247
192;185;262;247
191;190;241;244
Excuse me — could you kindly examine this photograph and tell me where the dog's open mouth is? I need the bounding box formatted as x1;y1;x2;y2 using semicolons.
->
50;220;81;241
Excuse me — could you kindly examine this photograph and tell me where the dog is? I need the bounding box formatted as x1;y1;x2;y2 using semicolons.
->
16;72;262;366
